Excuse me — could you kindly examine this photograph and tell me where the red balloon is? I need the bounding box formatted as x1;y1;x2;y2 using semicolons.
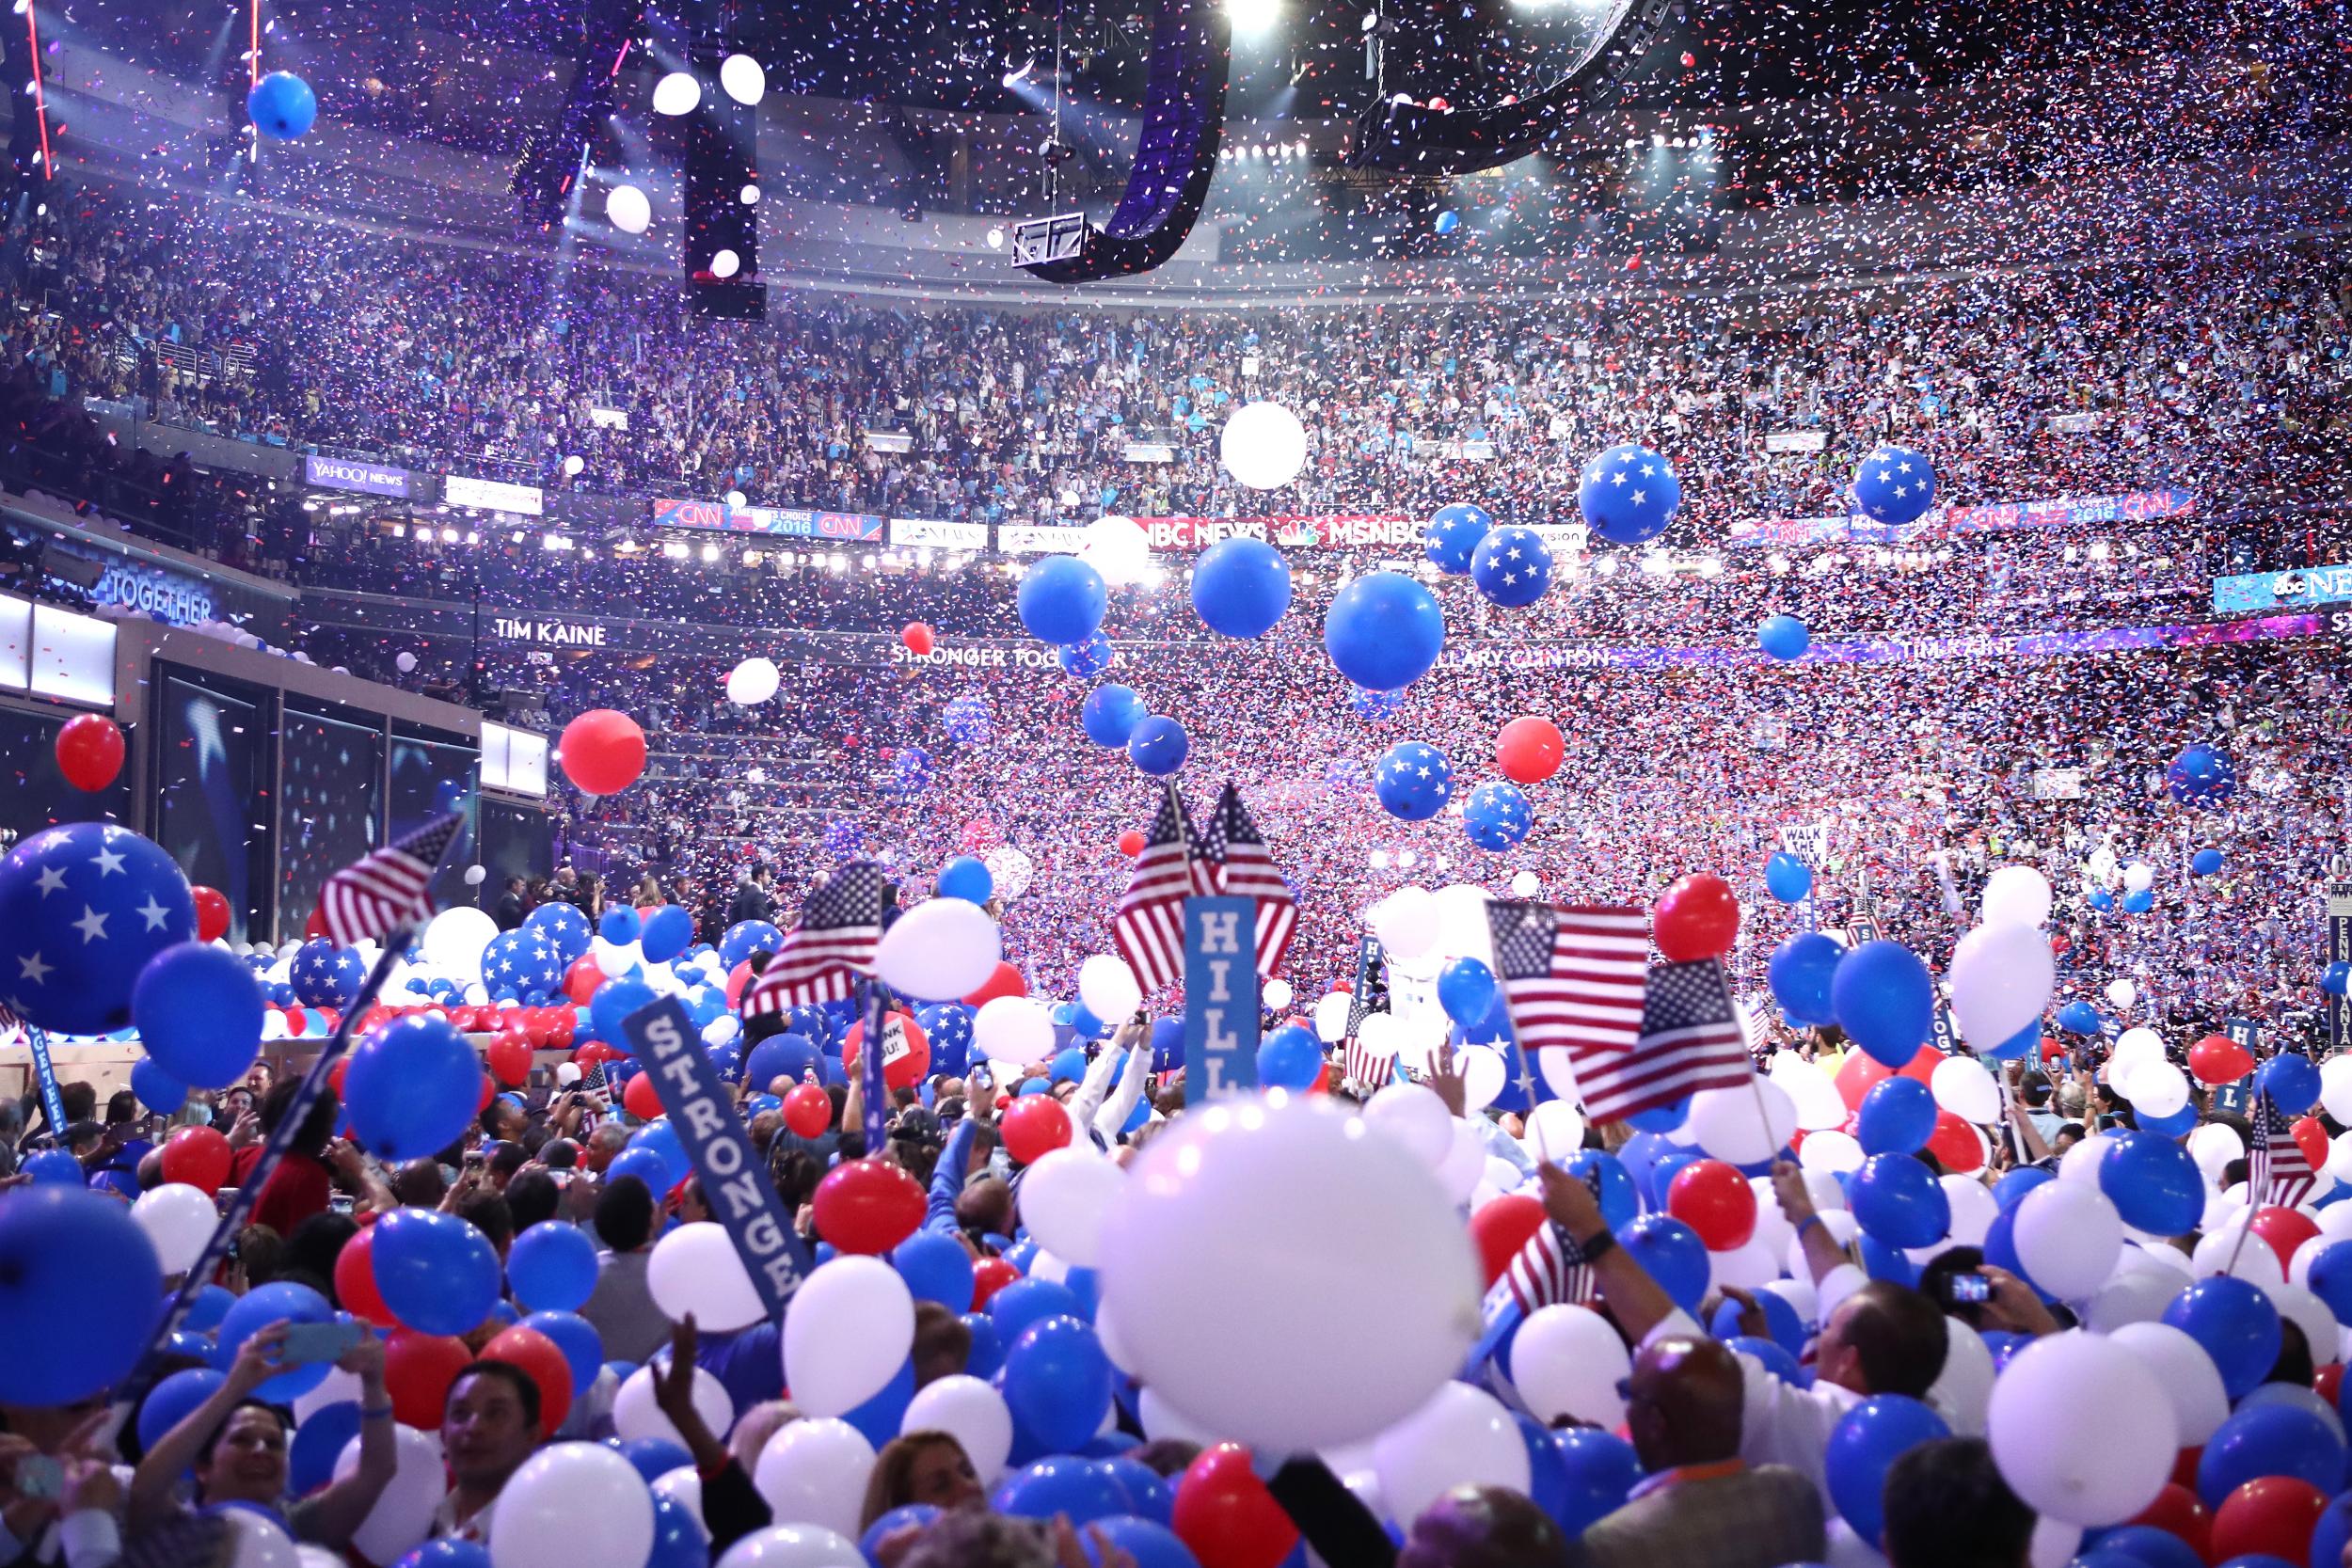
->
901;623;936;656
622;1069;663;1121
304;905;329;941
2248;1205;2320;1272
1117;830;1147;858
543;1009;575;1050
2188;1034;2254;1085
2209;1475;2328;1564
1001;1097;1073;1165
971;1257;1022;1309
1470;1194;1548;1287
486;1032;533;1088
482;1324;573;1434
1653;873;1739;962
2319;1363;2345;1408
844;1010;930;1092
1927;1110;1985;1174
2294;1116;2329;1172
783;1083;832;1139
477;1072;497;1113
726;960;755;1010
963;961;1027;1007
161;1126;232;1195
811;1158;926;1256
557;708;646;796
283;1006;308;1037
335;1226;395;1326
2126;1483;2211;1560
1667;1159;1756;1250
191;885;231;944
55;713;124;791
1174;1444;1300;1568
564;956;605;1006
1494;716;1564;785
383;1329;471;1429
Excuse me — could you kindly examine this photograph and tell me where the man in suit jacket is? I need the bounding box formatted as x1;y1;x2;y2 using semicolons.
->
1575;1335;1825;1568
727;864;776;927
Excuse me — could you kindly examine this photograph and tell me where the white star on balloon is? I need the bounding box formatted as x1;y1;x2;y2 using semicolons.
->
92;847;128;877
72;907;110;943
135;895;172;931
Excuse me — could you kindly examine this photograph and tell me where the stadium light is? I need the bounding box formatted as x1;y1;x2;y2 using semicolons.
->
1225;0;1280;40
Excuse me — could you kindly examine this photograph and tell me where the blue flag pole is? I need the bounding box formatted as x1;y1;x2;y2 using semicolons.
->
23;1022;68;1139
859;980;890;1153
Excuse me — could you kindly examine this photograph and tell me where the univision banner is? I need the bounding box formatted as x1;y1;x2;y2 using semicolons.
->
2213;563;2352;615
1726;488;2198;550
649;497;884;542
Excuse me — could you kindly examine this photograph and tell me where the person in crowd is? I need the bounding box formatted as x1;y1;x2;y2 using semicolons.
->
494;876;529;930
577;1176;670;1363
859;1432;986;1529
1880;1438;2037;1568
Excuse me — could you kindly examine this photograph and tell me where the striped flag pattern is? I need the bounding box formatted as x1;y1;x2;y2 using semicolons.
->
2251;1091;2316;1210
742;861;888;1018
317;813;465;946
1112;784;1213;993
1485;902;1647;1100
1580;958;1756;1123
1199;783;1296;978
1340;932;1392;1089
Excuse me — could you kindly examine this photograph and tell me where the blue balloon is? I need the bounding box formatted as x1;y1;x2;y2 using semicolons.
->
507;1222;598;1312
1980;1021;2041;1062
599;905;643;945
1769;932;1843;1026
2306;1240;2352;1328
482;928;564;1003
2255;1051;2321;1115
1085;1515;1199;1568
216;1281;335;1403
2083;1526;2203;1568
640;906;693;964
628;1121;688;1186
1438;958;1499;1027
2057;1000;2103;1035
1323;570;1444;692
916;1006;974;1079
1374;740;1454;821
1548;1428;1643;1533
372;1208;501;1337
1757;614;1811;661
1256;1025;1321;1091
1059;633;1116;679
2195;1401;2344;1504
1101;1458;1172;1525
2163;1277;2280;1401
939;857;994;904
747;1033;822;1094
1763;852;1814;903
895;1230;976;1309
1082;685;1149;748
1727;1335;1807;1386
863;1505;945;1561
523;1311;603;1397
2120;887;2155;915
2191;847;2225;877
2310;1493;2352;1568
1831;940;1935;1067
962;1312;1004;1380
1578;443;1680;545
1191;537;1293;638
1148;1017;1185;1073
1621;1214;1709;1312
1127;717;1189;776
1565;1150;1637;1229
22;1148;83;1187
138;1366;228;1453
0;824;198;1034
288;938;360;1008
1851;445;1934;526
1019;556;1109;644
992;1276;1085;1344
2097;1132;2205;1236
943;693;994;746
132;943;264;1090
1858;1234;1921;1288
1849;1154;1949;1248
1004;1316;1112;1451
183;1283;235;1334
2088;887;2116;912
346;1014;480;1160
526;902;593;963
394;1544;494;1568
996;1456;1128;1524
590;976;659;1048
1434;208;1460;234
1050;1047;1088;1085
644;1492;706;1568
843;1355;916;1449
2165;743;2236;809
289;1401;363;1497
1826;1394;1950;1546
1423;502;1493;574
1462;781;1533;851
1469;526;1553;609
1857;1078;1936;1155
246;70;317;138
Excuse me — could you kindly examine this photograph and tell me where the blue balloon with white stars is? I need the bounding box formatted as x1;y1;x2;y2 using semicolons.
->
291;940;366;1009
1851;445;1936;527
721;920;783;968
1058;633;1116;679
523;901;592;964
481;928;564;1004
1462;781;1533;851
1350;686;1404;722
943;695;993;745
1578;444;1680;546
1469;526;1554;609
1374;741;1454;822
888;749;932;798
917;1004;974;1077
0;824;197;1036
1422;501;1492;574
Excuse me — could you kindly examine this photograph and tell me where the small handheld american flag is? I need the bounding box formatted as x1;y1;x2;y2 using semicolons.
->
1112;783;1214;993
1486;901;1647;1108
1466;1218;1597;1372
1341;931;1393;1089
1579;958;1756;1123
1198;783;1297;979
742;861;888;1018
2250;1090;2316;1210
316;813;466;946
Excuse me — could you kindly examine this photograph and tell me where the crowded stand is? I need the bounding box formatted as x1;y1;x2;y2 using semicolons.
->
11;0;2352;1563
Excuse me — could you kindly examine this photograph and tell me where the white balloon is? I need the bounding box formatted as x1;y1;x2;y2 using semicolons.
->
718;53;766;105
1218;402;1310;490
133;1183;220;1275
900;1374;1013;1484
874;899;1001;1002
1947;922;2055;1053
652;71;702;116
1509;870;1540;897
1931;1319;1994;1436
334;1424;446;1565
2191;1214;2285;1286
1942;1175;1998;1249
784;1257;914;1417
1097;1095;1480;1452
717;1524;865;1568
647;1222;764;1332
1519;1101;1585;1164
2106;977;2138;1009
1510;1306;1629;1427
2122;1061;2189;1118
294;1367;362;1425
752;1418;874;1537
613;1364;732;1450
1708;1237;1783;1291
1076;515;1153;588
491;1442;655;1568
421;907;499;986
725;657;781;705
2013;1180;2122;1300
1019;1147;1125;1267
1312;992;1352;1045
1361;1082;1454;1169
2265;1280;2340;1370
1436;1117;1486;1203
395;651;419;673
1077;955;1143;1024
1797;1129;1864;1176
1429;884;1497;969
1980;864;2053;928
1987;1330;2178;1527
591;935;641;978
2187;1121;2246;1181
2122;863;2153;895
651;1466;705;1532
974;995;1055;1067
607;183;653;234
1931;1056;2001;1125
1370;887;1439;961
2083;1268;2183;1333
1685;1078;1796;1165
2106;1321;2229;1445
1458;1045;1505;1112
1771;1053;1851;1132
2319;1057;2352;1125
2058;1131;2114;1182
1263;977;1294;1011
1372;1382;1530;1528
222;1506;301;1568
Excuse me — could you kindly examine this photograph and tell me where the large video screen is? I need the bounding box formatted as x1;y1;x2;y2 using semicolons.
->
156;671;273;944
278;703;386;937
390;727;481;909
480;797;552;895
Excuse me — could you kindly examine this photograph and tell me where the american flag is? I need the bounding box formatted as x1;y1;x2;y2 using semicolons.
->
1486;902;1648;1087
1340;932;1392;1089
1580;958;1756;1123
316;813;465;946
1112;784;1213;993
742;861;888;1018
1470;1220;1596;1370
1198;783;1296;978
2250;1091;2316;1210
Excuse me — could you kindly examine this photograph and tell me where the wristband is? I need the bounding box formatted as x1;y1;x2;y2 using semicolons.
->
359;1404;396;1420
1577;1227;1616;1264
1797;1213;1826;1240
